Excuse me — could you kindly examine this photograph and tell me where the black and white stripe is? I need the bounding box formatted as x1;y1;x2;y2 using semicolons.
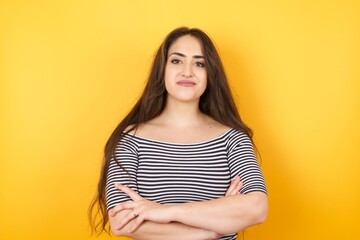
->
106;129;267;240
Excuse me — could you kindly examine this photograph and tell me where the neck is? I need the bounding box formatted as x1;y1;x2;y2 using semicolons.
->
158;99;207;128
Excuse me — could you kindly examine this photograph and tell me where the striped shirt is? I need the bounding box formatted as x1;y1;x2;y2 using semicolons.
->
106;128;267;240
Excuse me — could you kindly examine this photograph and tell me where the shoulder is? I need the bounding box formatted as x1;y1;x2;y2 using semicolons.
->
124;122;158;139
227;128;250;140
226;129;253;150
124;124;137;134
115;125;140;153
123;124;151;138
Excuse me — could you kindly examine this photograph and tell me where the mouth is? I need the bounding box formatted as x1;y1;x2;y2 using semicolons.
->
176;80;196;87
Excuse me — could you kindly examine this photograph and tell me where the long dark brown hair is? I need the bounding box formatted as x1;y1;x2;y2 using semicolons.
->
88;26;254;235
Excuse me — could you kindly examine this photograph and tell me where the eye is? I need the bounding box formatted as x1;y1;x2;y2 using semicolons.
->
195;61;205;68
170;59;181;64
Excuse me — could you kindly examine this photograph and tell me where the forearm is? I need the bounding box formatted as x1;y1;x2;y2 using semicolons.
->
110;210;220;240
171;192;268;235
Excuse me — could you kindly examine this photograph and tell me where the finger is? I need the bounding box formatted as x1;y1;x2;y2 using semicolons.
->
233;181;243;195
225;177;238;196
225;176;240;196
227;187;238;196
117;210;138;230
229;180;243;196
228;179;244;196
128;214;145;233
110;201;135;217
115;183;142;201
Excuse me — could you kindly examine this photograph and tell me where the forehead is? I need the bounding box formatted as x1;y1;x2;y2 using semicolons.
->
168;35;204;55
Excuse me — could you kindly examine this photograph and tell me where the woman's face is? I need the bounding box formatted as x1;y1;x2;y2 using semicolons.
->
164;35;207;104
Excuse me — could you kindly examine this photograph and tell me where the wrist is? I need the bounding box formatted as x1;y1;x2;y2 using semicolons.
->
167;203;182;222
168;202;193;224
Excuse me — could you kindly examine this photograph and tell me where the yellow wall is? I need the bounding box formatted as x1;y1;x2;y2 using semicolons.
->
1;0;359;239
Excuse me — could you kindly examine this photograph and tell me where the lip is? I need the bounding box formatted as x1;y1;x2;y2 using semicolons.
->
176;80;196;87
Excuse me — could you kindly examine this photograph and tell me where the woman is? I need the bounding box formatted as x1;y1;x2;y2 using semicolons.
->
89;27;268;240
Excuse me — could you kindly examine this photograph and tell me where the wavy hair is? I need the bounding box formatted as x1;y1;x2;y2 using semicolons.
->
88;26;254;234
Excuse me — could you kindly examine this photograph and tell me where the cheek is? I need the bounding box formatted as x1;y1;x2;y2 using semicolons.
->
164;67;171;84
202;79;208;93
200;69;207;79
164;65;176;80
164;70;174;92
203;73;208;92
200;71;207;86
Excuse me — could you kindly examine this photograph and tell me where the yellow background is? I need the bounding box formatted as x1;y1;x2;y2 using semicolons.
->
1;0;359;239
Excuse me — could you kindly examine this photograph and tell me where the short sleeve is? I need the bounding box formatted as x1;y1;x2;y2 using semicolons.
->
227;131;267;195
105;135;139;211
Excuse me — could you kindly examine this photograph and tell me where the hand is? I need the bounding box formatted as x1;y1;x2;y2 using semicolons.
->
225;176;243;197
109;183;173;233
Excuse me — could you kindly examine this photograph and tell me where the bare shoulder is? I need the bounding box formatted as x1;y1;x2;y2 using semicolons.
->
124;124;135;134
206;117;231;134
123;124;147;135
124;121;158;137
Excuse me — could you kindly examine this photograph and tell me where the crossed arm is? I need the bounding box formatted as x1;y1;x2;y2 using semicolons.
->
108;176;268;239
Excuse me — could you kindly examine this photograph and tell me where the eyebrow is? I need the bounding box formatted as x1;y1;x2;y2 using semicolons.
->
169;52;204;59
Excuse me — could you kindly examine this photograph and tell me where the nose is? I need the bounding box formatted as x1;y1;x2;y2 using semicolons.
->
181;62;193;78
